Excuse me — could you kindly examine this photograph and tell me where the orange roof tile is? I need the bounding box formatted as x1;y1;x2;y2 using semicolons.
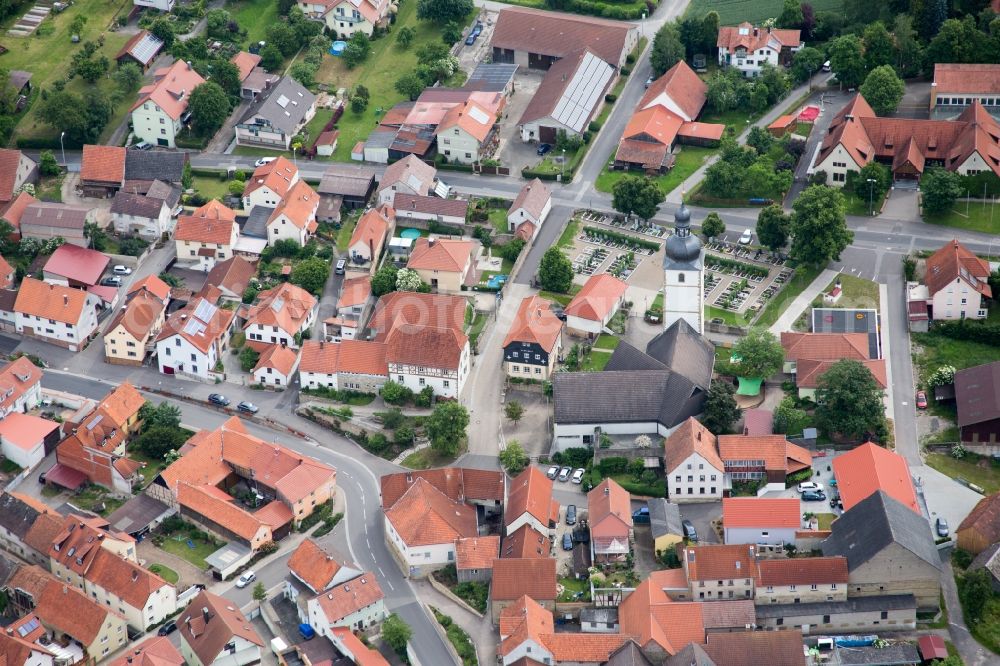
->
722;497;800;528
175;214;237;245
795;358;887;389
245;282;317;336
664;417;724;474
717;22;800;52
268;179;319;230
541;633;629;662
253;344;299;376
501;524;550;559
338;275;372;309
107;289;165;341
177;482;269;541
106;636;184;666
564;273;627;322
288;538;346;593
684;543;757;581
204;256;257;297
244;156;299;199
588;478;632;537
832;442;919;514
502;295;562;352
368;291;469;370
506;466;554;528
621;105;683;148
438;99;497;142
455;535;500;571
128;274;172;302
98;382;146;428
0;356;43;415
499;595;553;657
756;556;849;587
35;574;126;645
639;59;707;121
648;567;688;590
0;412;58;450
925;239;992;298
407;237;475;273
130;60;206;120
178;590;264;665
1;190;37;231
379;467;506;508
958;492;1000;546
0;255;12;289
230;51;261;82
254;500;294;529
490;557;557;601
385;478;478;547
81;145;126;185
86;547;171;610
0;149;30;202
934;63;1000;93
299;339;388;376
329;627;390;666
780;332;871;362
717;434;813;475
14;277;91;324
155;297;236;354
349;207;391;255
769;114;796;130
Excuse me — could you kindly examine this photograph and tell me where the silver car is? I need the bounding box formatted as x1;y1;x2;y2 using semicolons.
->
557;466;572;482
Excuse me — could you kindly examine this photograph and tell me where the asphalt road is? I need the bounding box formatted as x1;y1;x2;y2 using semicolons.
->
39;372;455;666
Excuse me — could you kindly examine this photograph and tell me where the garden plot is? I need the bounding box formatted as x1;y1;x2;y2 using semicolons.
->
578;210;667;239
703;244;791;319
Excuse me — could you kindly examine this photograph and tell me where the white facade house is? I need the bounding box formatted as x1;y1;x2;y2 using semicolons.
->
242;157;300;210
0;356;43;419
0;413;55;469
265;180;319;247
155;298;236;380
86;566;178;632
252;347;300;388
716;23;802;78
297;0;389;38
14;278;101;351
110;186;178;241
376;155;436;207
388;342;469;399
721;498;801;547
306;576;386;635
507;179;552;233
180;634;261;666
384;515;457;571
813;143;863;187
666;449;724;502
130;61;205;148
563;274;627;338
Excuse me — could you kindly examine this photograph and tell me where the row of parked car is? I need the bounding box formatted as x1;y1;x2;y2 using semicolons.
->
208;393;259;415
547;465;585;484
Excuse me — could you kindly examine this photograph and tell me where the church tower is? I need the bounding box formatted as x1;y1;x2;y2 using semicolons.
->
662;202;704;334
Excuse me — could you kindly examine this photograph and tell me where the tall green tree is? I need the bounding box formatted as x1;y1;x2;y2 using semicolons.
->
651;22;685;76
342;31;371;68
702;381;739;435
921;167;963;215
925;17;986;66
746;125;774;155
828;35;866;88
612;175;664;220
815;359;887;441
416;0;473;23
701;212;725;240
790;46;824;83
730;328;785;379
538;247;573;293
790;186;852;266
960;568;993;624
371;264;399;296
777;0;803;28
892;14;923;78
859;65;904;115
426;401;469;456
756;204;790;252
853;162;890;211
188;82;231;137
701;11;720;57
139;402;182;430
259;44;284;71
381;614;412;657
862;22;895;72
290;257;331;295
113;62;142;92
211;60;242;98
499;441;529;475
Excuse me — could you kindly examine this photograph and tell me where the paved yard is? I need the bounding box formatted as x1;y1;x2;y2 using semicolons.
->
632;524;660;575
495;71;544;172
503;389;551;458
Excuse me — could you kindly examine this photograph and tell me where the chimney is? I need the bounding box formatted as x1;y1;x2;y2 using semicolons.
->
696;430;701;441
202;607;210;624
63;295;68;306
186;60;193;70
604;485;609;496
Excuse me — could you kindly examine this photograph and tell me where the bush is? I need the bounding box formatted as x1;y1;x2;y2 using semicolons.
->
366;433;389;454
381;380;413;405
588;120;602;132
118;236;149;257
620;66;631;76
598;456;628;475
553;447;592;469
786;468;813;484
604;93;617;103
452;581;488;613
378;408;405;429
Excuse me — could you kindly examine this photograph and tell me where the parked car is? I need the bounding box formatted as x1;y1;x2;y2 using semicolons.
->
157;621;177;636
237;401;259;415
208;393;230;406
936;517;949;538
681;518;698;541
100;276;122;287
537;143;552;156
916;390;928;409
112;265;132;276
571;468;586;484
572;527;590;544
546;465;560;480
562;533;573;551
255;157;276;167
298;624;316;640
335;259;346;275
802;490;826;501
133;141;152;151
822;60;831;72
566;504;577;525
644;76;654;88
557;466;572;482
235;571;256;588
551;306;567;321
739;229;753;245
797;481;822;493
465;31;478;45
632;506;650;524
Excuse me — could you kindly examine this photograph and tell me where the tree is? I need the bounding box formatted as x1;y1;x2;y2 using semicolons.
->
746;126;774;156
650;22;685;76
777;0;803;28
134;426;189;459
113;62;142;92
442;21;462;44
612;175;663;221
499;441;529;475
706;72;738;112
371;264;399;296
139;402;182;430
252;582;267;606
289;61;318;87
773;397;810;435
701;212;725;240
426;401;469;456
38;89;110;144
854;162;890;210
815;359;887;441
380;380;412;405
395;268;422;292
382;614;412;657
69;14;86;36
505;400;524;424
396;25;416;47
701;11;720;56
188;82;231;137
342;31;371;68
417;0;472;23
702;381;739;435
827;35;866;89
395;73;425;100
259;44;284;71
789;185;852;266
538;247;573;293
266;22;299;57
731;328;784;379
859;65;904;116
861;22;895;72
917;0;948;41
290;257;330;295
149;17;175;47
756;204;790;252
240;345;261;372
38;151;60;177
892;14;922;78
211;60;242;98
227;180;246;196
921;167;963;215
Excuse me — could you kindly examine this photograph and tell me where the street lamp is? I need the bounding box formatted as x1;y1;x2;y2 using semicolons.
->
866;177;876;216
561;148;566;181
59;131;66;167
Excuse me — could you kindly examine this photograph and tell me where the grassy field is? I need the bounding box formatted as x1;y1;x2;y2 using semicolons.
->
580;350;613;371
538;290;573;306
314;0;465;161
558;576;589;602
595;146;716;195
925;200;1000;234
402;446;460;469
912;332;1000;386
3;0;133;146
302;107;335;143
684;0;843;24
823;273;879;310
815;513;836;530
705;304;751;327
488;209;508;234
556;218;581;249
157;535;220;570
191;175;231;202
148;564;179;585
594;334;620;350
35;174;64;202
227;0;280;48
926;453;1000;494
754;263;824;329
699;108;756;135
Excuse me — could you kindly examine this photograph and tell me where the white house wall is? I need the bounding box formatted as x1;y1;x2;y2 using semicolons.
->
724;525;798;546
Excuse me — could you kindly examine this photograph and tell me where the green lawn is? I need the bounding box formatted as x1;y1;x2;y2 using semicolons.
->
538;290;573;307
128;449;167;489
556;218;581;249
754;263;825;329
925;200;1000;234
579;350;613;372
912;332;1000;386
72;486;124;516
594;334;620;350
157;535;221;570
469;312;489;347
815;513;836;530
302;107;335;143
823;274;879;310
684;0;843;24
699;108;757;135
705;305;751;327
402;446;460;469
192;175;231;202
148;564;179;585
488;209;509;234
35;175;64;203
336;211;359;252
228;0;280;48
558;576;590;602
315;0;467;161
926;452;1000;494
844;190;889;217
595;146;715;195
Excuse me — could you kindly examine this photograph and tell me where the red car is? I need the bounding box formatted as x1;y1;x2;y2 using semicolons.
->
916;390;928;409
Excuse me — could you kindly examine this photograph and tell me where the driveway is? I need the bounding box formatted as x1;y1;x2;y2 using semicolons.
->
674;502;721;544
894;81;932;120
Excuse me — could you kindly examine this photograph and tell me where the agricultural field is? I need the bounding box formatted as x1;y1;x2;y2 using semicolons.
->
684;0;842;24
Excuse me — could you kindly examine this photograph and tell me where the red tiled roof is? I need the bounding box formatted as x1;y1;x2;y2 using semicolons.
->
756;556;849;587
925;239;992;298
288;538;345;593
499;595;553;657
349;206;391;255
0;356;43;415
299;339;388;376
231;51;261;82
155;297;236;354
337;275;372;309
0;413;58;451
491;7;633;66
490;557;557;601
379;155;435;196
128;275;172;302
502;295;562;352
506;466;553;528
329;627;390;666
81;145;126;185
455;535;500;571
253;344;299;376
43;243;109;285
369;291;469;371
781;332;871;362
407;237;474;272
384;477;478;547
106;636;184;666
501;524;550;559
769;115;796;130
1;190;37;232
204;256;257;297
717;434;813;475
244;156;298;199
379;467;505;508
14;277;92;325
315;574;384;624
684;543;757;581
541;634;629;662
510;179;550;220
934;63;1000;94
589;478;632;538
832;442;919;514
704;630;806;666
0;150;30;202
565;273;627;322
722;497;800;528
130;60;206;120
717;22;800;52
244;282;316;336
178;590;264;665
795;358;888;389
958;492;1000;546
664;417;724;474
177;482;269;541
639;60;707;121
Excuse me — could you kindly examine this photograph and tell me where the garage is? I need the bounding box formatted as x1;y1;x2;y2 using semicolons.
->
539;126;558;144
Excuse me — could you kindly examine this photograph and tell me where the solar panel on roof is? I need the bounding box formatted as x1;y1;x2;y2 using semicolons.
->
468;106;490;124
193;299;218;323
183;318;206;336
271;297;284;313
130;33;164;64
17;618;39;636
277;95;290;108
85;414;104;431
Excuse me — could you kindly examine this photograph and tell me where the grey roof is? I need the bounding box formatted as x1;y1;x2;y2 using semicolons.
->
833;643;921;666
243;205;274;239
647;498;683;540
821;491;941;572
603;340;668;372
970;541;1000;582
239;76;317;136
664;203;702;270
124;151;187;184
664;643;716;666
580;607;618;624
121;31;164;65
605;640;657;666
0;551;19;589
0;492;41;540
105;494;171;536
553;369;703;427
365;129;396;150
318;164;376;198
467;62;518;92
753;593;917;619
111;191;167;219
9;70;31;91
145;179;181;208
21;202;90;229
644;318;714;391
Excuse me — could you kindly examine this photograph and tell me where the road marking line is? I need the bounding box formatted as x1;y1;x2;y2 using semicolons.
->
385;579;394;590
366;538;371;549
378;566;386;577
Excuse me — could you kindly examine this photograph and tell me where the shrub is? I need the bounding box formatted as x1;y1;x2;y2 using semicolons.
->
604;93;617;103
552;447;592;469
620;66;631;76
366;433;389;454
598;456;628;475
588;120;602;132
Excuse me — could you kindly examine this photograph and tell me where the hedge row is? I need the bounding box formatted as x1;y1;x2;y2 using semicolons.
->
931;319;1000;346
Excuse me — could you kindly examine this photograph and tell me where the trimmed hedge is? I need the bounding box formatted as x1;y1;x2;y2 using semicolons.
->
931;319;1000;346
604;93;618;103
